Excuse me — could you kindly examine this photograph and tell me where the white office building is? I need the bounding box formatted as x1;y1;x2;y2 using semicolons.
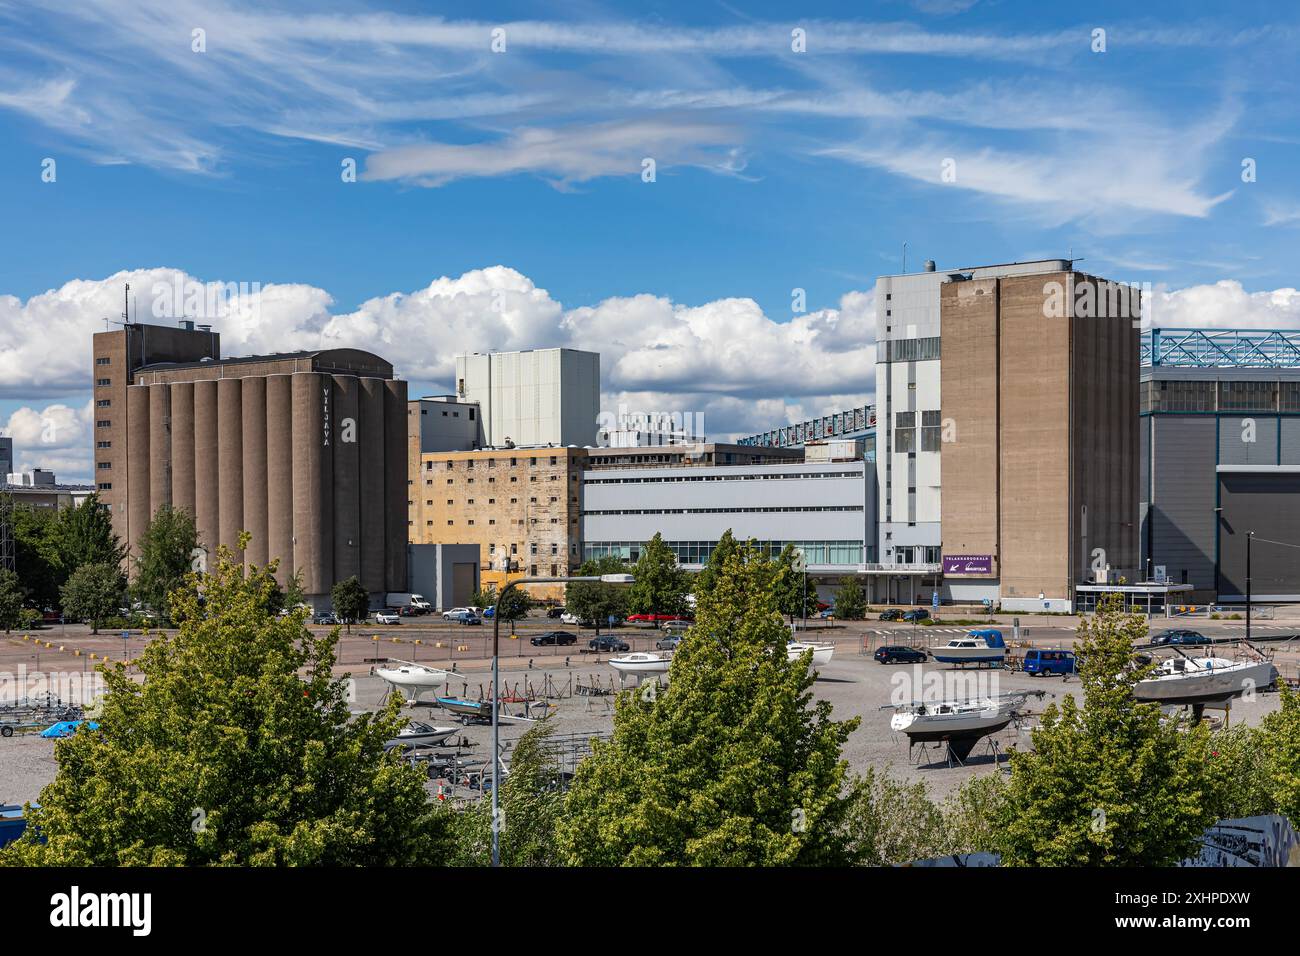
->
455;348;599;448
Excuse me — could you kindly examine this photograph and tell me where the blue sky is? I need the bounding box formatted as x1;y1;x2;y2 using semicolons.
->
2;0;1299;479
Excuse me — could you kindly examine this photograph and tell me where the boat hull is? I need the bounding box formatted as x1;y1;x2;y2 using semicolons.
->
1134;660;1278;705
891;707;1014;742
788;643;835;667
931;648;1006;665
609;655;671;675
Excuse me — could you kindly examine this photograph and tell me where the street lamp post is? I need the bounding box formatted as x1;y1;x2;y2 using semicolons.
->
490;571;634;867
1246;530;1254;645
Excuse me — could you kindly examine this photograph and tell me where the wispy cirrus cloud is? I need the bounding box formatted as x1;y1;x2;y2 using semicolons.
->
0;0;1274;225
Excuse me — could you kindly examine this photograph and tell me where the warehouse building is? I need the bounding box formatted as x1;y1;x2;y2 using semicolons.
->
1141;328;1300;603
93;321;408;606
408;446;587;599
580;450;877;587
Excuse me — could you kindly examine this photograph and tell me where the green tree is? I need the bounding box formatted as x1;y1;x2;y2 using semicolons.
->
132;505;199;623
556;544;860;865
474;585;531;631
939;774;1007;856
331;575;369;633
1;548;448;866
60;562;124;634
833;575;867;620
8;499;61;609
773;544;819;623
54;494;125;575
0;568;24;633
692;529;740;603
995;593;1218;865
839;768;946;865
564;556;630;634
627;532;689;620
446;722;565;866
1256;683;1300;825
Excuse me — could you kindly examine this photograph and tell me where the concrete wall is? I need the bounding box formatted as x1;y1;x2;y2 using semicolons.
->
939;278;999;578
456;348;599;447
408;543;481;611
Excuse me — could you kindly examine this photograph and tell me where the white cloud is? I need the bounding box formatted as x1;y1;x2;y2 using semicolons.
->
362;118;745;188
0;400;94;483
1151;280;1300;330
9;267;1300;460
0;266;877;448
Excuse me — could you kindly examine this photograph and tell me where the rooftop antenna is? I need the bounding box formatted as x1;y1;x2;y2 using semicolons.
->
902;242;908;274
123;283;130;326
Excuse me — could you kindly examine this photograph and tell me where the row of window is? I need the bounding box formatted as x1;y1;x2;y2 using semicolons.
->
1142;379;1300;413
583;539;866;566
584;506;864;516
432;455;562;469
584;470;860;485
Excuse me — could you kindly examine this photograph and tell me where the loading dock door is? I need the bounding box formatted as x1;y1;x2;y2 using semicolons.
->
452;562;477;608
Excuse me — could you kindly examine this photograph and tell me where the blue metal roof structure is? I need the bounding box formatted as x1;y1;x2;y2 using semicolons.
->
736;404;875;448
1144;328;1300;368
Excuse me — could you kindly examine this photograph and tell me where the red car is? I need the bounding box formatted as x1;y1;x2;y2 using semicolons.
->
625;613;693;627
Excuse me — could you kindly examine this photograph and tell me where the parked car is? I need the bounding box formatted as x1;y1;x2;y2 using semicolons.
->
445;610;482;626
817;608;836;619
661;619;691;634
588;635;630;653
1150;628;1210;646
482;606;495;619
655;635;683;651
547;606;566;619
1023;648;1076;675
874;645;927;665
374;611;401;625
560;611;582;626
442;607;473;621
312;612;338;626
902;609;931;623
626;613;693;627
530;630;578;647
879;609;903;621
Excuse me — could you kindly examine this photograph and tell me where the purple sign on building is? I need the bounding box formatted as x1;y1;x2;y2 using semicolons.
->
943;554;993;575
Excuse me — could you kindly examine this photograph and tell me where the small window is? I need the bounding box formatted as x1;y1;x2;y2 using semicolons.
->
97;482;112;490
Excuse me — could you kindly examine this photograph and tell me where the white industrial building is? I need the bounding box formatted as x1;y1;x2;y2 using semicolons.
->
455;348;599;448
581;456;878;582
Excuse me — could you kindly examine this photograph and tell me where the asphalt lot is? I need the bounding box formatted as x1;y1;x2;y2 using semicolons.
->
4;608;1298;805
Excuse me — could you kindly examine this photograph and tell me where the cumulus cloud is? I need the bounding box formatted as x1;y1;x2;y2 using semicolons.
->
0;266;877;445
0;400;94;483
7;267;1300;458
1150;281;1300;330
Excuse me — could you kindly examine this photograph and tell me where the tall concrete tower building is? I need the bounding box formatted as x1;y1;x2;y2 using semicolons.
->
455;348;599;448
92;322;407;605
874;260;1140;610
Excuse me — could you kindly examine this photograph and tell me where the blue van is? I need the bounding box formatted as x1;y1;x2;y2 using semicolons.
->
1023;648;1076;675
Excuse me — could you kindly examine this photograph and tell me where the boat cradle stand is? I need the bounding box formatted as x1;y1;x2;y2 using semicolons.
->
908;735;1005;770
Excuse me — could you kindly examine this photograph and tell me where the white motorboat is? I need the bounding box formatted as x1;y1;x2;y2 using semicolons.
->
386;720;459;749
609;652;672;676
787;641;835;668
1134;656;1278;706
931;629;1006;666
375;660;452;704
